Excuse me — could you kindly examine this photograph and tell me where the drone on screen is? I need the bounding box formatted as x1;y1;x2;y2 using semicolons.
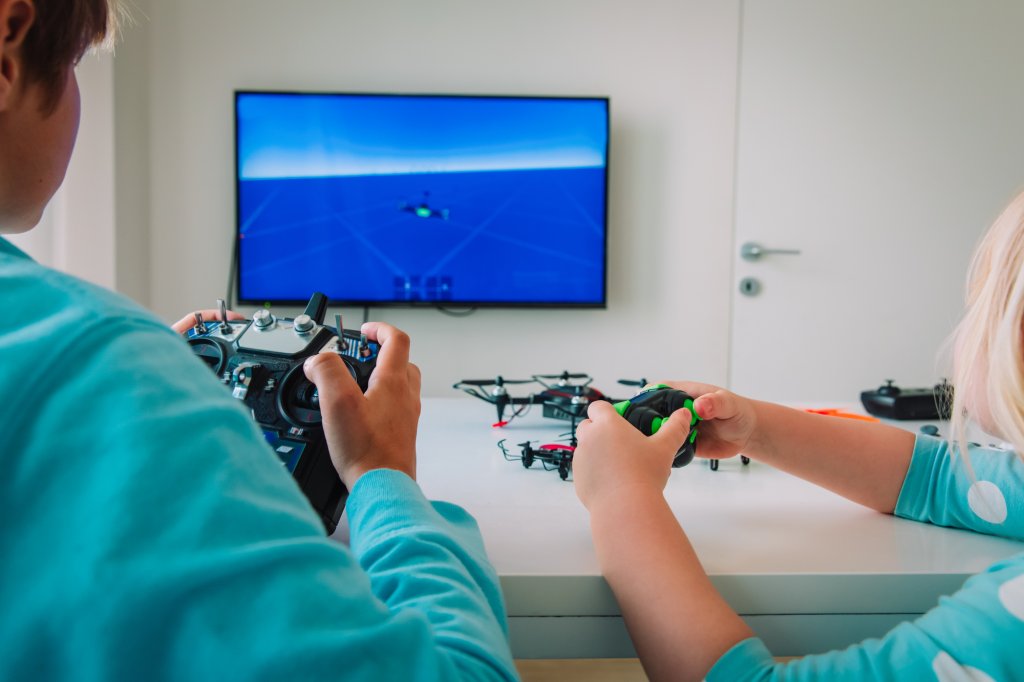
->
399;191;450;221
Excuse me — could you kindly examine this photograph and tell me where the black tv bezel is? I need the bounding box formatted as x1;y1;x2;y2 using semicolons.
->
233;89;610;309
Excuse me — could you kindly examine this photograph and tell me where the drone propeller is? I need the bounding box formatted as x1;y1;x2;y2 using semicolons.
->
534;371;590;380
618;377;649;388
455;375;534;387
453;376;537;425
532;371;593;389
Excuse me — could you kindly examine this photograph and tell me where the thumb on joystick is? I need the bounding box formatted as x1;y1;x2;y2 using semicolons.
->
652;408;692;445
304;353;361;413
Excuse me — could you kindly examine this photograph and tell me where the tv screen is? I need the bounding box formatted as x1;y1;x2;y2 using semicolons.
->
234;91;609;307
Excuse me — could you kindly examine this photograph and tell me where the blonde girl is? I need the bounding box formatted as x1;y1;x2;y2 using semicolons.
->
573;191;1024;681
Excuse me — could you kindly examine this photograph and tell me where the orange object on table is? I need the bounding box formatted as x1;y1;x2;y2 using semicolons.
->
804;408;880;422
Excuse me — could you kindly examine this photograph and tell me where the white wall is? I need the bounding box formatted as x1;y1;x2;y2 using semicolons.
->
7;198;57;267
112;0;152;305
7;51;116;287
129;0;742;396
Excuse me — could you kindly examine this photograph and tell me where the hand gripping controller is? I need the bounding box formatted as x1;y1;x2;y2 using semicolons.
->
184;293;379;534
612;384;701;467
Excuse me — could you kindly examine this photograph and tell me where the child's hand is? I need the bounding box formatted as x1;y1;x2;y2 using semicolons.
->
303;322;421;487
659;381;759;460
573;400;691;510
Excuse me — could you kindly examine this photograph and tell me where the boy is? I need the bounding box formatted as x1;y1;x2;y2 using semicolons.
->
0;2;517;679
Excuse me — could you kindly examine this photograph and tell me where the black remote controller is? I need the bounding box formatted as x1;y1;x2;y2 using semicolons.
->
184;293;379;534
860;379;952;420
612;385;701;467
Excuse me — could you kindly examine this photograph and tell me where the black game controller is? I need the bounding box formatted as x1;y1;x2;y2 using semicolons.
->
184;293;379;534
612;384;701;467
860;379;952;420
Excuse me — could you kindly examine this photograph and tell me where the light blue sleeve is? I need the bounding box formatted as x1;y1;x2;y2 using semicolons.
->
705;435;1024;681
0;309;517;681
893;434;1024;540
347;470;516;679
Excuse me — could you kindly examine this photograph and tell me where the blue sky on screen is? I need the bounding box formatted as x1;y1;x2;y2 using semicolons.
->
237;93;608;180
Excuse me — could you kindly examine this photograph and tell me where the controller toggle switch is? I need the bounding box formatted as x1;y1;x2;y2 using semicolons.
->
217;298;231;334
335;314;349;351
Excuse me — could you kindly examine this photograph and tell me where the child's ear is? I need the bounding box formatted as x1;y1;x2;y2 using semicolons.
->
0;0;35;112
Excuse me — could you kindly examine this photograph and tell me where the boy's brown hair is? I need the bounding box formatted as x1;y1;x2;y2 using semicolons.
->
21;0;114;111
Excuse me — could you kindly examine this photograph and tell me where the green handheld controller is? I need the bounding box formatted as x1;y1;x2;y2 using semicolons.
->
612;384;701;467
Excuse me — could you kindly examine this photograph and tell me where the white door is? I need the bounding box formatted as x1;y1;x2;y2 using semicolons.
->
730;0;1024;403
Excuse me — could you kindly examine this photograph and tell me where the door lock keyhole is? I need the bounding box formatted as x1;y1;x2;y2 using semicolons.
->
739;277;762;297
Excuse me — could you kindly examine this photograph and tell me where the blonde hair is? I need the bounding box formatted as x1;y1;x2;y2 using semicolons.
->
949;189;1024;465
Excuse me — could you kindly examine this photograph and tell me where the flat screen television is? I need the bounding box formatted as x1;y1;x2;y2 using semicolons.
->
234;91;609;307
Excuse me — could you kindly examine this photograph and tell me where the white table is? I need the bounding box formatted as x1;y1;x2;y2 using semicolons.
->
403;398;1024;658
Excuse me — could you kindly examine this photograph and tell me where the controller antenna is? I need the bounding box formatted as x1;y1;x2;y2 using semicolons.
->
303;292;329;325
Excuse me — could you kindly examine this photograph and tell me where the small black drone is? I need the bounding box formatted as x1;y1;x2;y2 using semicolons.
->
499;439;576;481
399;191;450;221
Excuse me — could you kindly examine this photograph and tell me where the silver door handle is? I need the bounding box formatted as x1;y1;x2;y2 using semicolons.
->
740;241;802;261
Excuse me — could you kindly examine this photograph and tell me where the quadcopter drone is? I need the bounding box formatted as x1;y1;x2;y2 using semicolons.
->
452;371;624;427
493;380;598;481
499;438;575;480
399;191;450;221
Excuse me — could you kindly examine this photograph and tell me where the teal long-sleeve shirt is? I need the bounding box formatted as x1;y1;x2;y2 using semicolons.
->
708;434;1024;681
0;237;518;680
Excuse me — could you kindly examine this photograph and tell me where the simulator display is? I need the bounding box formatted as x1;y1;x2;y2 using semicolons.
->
235;91;610;307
